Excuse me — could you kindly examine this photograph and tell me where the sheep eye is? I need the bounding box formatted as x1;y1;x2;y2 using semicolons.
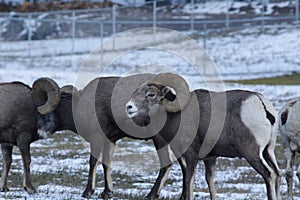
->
146;92;156;98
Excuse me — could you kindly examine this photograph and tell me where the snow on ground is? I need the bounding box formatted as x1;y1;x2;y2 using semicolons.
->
0;24;300;199
182;1;293;15
5;135;300;200
0;25;299;85
207;27;300;80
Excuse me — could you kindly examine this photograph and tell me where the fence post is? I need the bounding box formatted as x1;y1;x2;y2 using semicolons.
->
153;1;157;31
100;23;104;67
152;0;157;43
112;4;116;50
296;0;299;23
203;23;207;50
203;23;207;76
72;10;76;55
0;20;2;51
28;13;32;57
191;0;195;32
261;0;265;30
226;0;230;29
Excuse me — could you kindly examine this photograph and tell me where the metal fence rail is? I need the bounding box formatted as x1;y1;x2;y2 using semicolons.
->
0;0;299;56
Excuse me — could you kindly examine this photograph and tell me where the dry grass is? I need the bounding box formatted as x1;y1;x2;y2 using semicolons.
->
0;129;299;199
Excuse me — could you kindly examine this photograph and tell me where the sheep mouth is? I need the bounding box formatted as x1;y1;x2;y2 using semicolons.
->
126;110;137;118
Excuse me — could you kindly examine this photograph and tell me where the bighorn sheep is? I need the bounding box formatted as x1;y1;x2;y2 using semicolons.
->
126;73;282;200
32;75;174;199
279;97;300;199
0;81;58;194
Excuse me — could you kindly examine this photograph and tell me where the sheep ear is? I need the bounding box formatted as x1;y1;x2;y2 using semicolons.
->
151;73;191;113
161;86;176;102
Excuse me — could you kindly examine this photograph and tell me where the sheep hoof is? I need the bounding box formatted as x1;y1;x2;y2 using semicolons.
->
144;194;159;200
0;186;9;192
81;189;94;198
24;186;37;194
101;191;113;199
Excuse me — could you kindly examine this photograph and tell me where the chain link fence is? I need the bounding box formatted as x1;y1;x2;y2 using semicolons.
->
0;0;299;57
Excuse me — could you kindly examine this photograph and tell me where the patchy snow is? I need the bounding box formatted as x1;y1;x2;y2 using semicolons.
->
206;27;300;81
183;1;296;15
0;24;300;199
184;1;242;15
0;25;299;87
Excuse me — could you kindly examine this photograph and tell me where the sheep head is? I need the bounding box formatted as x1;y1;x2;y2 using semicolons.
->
125;73;191;126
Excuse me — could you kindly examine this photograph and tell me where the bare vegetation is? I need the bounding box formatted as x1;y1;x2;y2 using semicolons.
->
0;130;299;199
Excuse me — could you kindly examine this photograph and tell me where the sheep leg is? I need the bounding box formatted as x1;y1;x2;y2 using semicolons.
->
284;147;295;200
204;157;217;200
82;153;99;198
19;145;37;194
145;165;171;200
297;162;300;181
101;142;115;199
264;143;282;199
178;156;198;200
244;149;277;200
82;141;102;198
145;137;173;200
0;145;13;192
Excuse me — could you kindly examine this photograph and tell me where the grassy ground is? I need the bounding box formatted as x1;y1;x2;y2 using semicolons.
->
1;74;300;199
0;130;299;200
227;73;300;85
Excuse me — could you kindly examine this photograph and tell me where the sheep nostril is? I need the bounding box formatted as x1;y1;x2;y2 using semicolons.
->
126;105;133;112
126;102;138;117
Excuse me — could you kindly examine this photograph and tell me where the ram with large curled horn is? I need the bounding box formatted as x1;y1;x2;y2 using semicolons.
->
30;73;190;200
0;79;66;195
126;73;282;200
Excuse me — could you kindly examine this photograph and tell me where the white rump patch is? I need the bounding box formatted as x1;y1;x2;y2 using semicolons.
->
240;95;272;148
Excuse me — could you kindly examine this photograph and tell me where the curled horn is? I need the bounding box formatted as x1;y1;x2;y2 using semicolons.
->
32;77;60;115
152;73;191;113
